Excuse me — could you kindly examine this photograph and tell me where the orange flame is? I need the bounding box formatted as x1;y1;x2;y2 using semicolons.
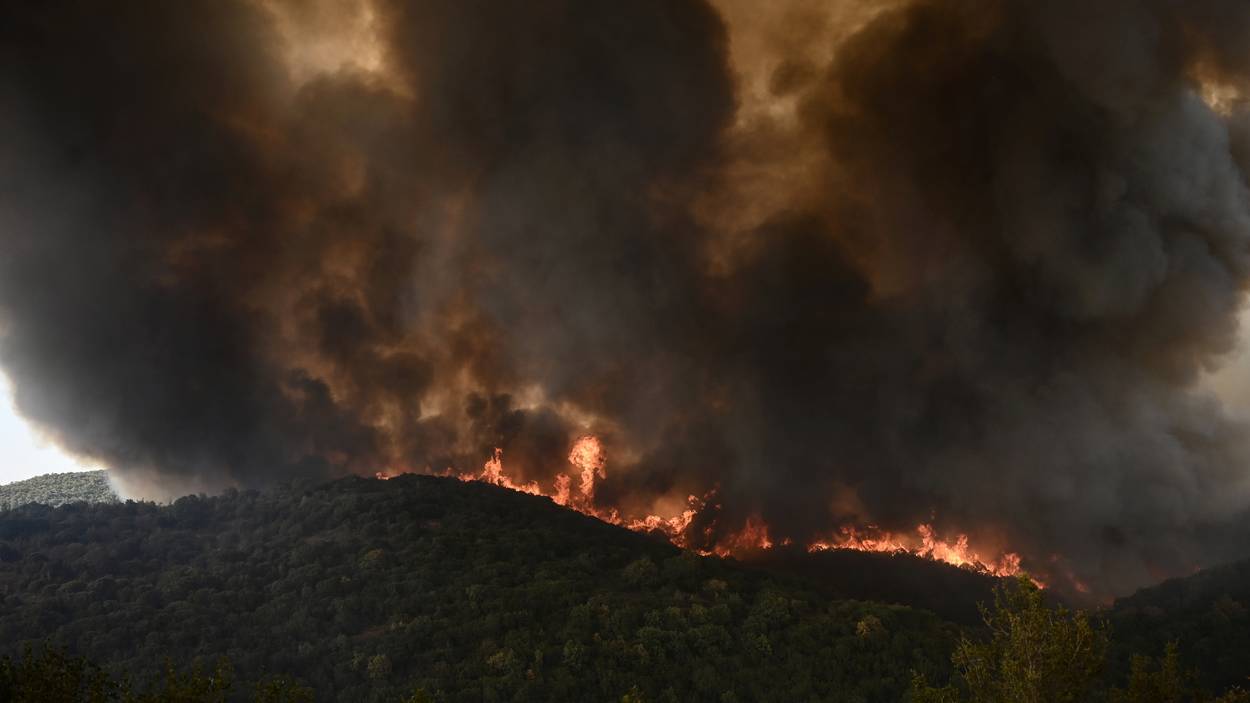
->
552;473;571;506
477;447;543;495
568;435;606;501
809;523;1027;579
375;435;1035;584
626;495;700;537
712;515;773;556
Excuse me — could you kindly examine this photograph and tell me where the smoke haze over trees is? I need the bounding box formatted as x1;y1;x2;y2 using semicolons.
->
5;0;1250;595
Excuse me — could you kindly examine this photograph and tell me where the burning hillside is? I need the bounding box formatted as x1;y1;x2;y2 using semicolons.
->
379;435;1031;582
5;0;1250;599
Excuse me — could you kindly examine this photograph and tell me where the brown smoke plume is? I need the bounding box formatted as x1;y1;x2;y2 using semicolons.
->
3;0;1250;597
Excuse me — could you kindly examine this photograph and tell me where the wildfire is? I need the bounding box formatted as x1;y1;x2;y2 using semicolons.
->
626;496;700;537
568;434;606;502
477;447;543;496
712;515;774;556
379;436;1033;582
809;524;1026;579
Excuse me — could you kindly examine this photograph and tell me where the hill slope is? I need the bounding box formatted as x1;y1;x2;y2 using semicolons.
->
1108;558;1250;692
0;470;117;511
0;475;957;702
741;548;1001;627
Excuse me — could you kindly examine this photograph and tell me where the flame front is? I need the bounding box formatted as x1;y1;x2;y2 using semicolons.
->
809;524;1026;579
384;436;1033;583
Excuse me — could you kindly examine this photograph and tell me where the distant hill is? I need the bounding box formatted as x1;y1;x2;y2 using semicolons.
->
1108;558;1250;692
0;475;957;702
0;470;116;511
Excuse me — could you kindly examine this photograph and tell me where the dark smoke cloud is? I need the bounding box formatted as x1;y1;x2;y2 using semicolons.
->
2;0;1250;596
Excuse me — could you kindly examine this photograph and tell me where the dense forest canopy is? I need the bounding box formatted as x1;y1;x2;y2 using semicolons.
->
0;475;957;702
2;474;1249;701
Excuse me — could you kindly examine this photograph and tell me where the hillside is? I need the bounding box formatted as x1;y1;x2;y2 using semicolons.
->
1108;558;1250;692
0;471;117;511
741;548;1001;627
0;475;957;702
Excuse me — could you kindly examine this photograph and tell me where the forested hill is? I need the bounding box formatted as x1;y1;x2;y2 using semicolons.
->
1108;557;1250;693
0;474;957;702
0;470;117;510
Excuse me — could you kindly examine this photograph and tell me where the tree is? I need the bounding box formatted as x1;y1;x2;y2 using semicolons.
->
367;654;392;681
403;688;434;703
252;675;314;703
135;658;234;703
0;645;117;703
1110;643;1190;703
911;575;1108;703
1109;643;1250;703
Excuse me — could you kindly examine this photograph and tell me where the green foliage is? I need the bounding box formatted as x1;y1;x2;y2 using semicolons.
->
622;557;659;587
402;688;434;703
959;576;1108;703
750;548;1002;626
366;654;392;681
0;647;290;702
133;658;233;702
252;675;314;703
911;575;1107;702
856;614;885;640
11;473;1246;702
912;578;1250;703
0;475;957;701
0;471;117;511
0;645;117;702
1106;643;1250;703
908;673;959;703
1109;643;1191;703
1109;561;1250;693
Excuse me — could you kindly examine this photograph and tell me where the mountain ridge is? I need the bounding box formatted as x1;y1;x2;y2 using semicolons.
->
0;474;956;702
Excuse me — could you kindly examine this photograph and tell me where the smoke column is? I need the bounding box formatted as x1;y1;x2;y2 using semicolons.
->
3;0;1250;596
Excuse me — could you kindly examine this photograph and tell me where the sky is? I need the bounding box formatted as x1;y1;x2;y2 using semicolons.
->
0;372;100;485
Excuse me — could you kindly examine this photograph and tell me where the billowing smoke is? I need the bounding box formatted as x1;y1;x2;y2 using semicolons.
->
3;0;1250;596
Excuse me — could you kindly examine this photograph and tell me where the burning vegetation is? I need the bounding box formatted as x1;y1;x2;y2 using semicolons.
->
381;435;1030;581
